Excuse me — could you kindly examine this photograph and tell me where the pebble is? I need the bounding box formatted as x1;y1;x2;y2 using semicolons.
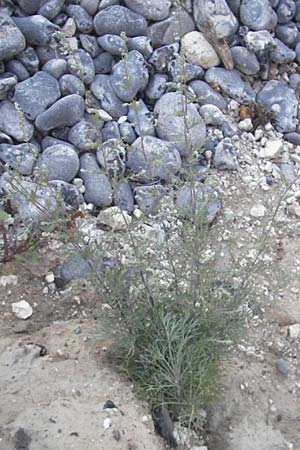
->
275;358;289;376
250;204;266;218
0;14;26;60
288;324;300;339
38;145;80;182
103;418;112;429
97;206;132;231
182;32;220;69
193;0;238;39
94;5;148;37
239;118;253;131
0;275;18;287
35;95;85;132
12;300;33;320
45;272;55;283
260;139;283;159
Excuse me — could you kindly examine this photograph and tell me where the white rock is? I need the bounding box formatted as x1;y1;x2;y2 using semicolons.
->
182;31;220;69
0;275;18;287
62;18;76;37
260;139;283;159
239;118;253;132
103;418;112;429
97;206;132;231
12;300;33;320
250;204;266;218
45;272;55;283
288;324;300;339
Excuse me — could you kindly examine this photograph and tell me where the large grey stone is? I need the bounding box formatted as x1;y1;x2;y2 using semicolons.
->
205;68;255;104
16;0;41;14
145;73;168;101
0;101;34;142
59;74;85;97
124;0;171;21
35;95;85;132
154;92;206;156
148;8;195;46
38;144;80;182
257;80;298;132
271;38;295;63
193;0;238;39
111;50;148;102
60;251;92;282
231;46;260;75
97;35;124;56
69;120;101;152
275;22;298;46
189;80;227;110
12;71;61;120
176;184;221;224
91;74;127;118
42;59;67;79
17;47;40;74
79;153;113;207
0;142;39;175
0;14;26;61
93;52;113;74
213;138;239;170
240;0;277;31
127;100;155;136
13;15;59;46
6;60;29;82
134;184;167;214
96;139;126;178
38;0;65;20
127;135;181;183
66;5;93;33
94;6;147;37
276;0;296;24
67;49;95;85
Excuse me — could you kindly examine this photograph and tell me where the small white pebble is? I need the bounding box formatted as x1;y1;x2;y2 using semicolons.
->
103;418;112;429
45;272;55;283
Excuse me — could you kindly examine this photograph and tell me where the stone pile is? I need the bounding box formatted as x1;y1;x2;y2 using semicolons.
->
1;0;300;221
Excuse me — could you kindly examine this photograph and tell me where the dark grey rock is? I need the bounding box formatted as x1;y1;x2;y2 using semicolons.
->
227;0;241;15
127;135;181;183
168;60;204;83
0;100;34;142
271;38;295;63
154;92;206;156
79;152;113;207
67;49;95;85
193;0;238;39
231;46;260;75
127;36;153;59
13;71;61;120
275;22;298;47
0;142;39;175
93;52;113;74
69;120;101;152
42;59;67;79
16;0;41;14
17;47;40;74
145;73;168;101
189;80;227;110
275;358;289;376
149;43;179;72
111;50;148;102
176;184;221;224
257;80;298;132
35;45;64;65
97;139;126;178
205;68;255;104
128;100;155;137
5;60;29;81
13;15;59;46
124;0;171;21
80;0;100;16
97;34;124;56
91;74;127;118
0;132;13;145
296;0;300;20
48;180;83;207
60;251;92;282
240;0;277;30
66;5;93;33
134;184;167;214
102;121;121;142
120;121;136;144
38;0;64;20
285;132;300;146
94;6;147;37
148;7;195;46
115;181;134;212
79;34;101;57
35;94;85;132
39;144;80;181
0;73;18;100
213;138;238;170
53;12;69;26
0;14;26;61
59;74;85;97
220;121;241;138
295;42;300;63
41;136;73;150
276;0;296;24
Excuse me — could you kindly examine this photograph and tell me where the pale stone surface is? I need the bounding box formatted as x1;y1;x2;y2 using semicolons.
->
250;204;266;218
182;32;220;69
12;300;33;320
97;206;132;231
260;139;283;159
